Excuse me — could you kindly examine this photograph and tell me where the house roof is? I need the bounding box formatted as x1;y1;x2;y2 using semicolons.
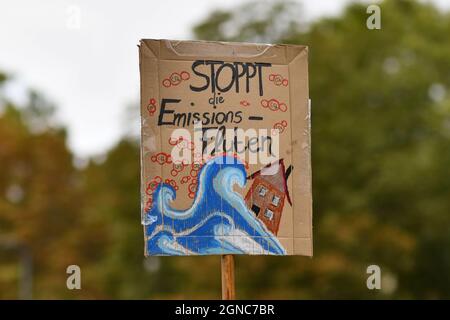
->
248;159;292;206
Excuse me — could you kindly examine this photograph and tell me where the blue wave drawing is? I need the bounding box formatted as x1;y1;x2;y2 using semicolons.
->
142;155;286;255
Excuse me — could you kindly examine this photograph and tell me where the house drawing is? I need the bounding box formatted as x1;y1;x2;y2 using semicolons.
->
245;159;293;235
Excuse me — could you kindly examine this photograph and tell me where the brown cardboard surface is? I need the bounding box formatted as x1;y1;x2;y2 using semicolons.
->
139;39;312;256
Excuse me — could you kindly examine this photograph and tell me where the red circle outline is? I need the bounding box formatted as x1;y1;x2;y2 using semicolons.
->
180;71;190;80
170;72;182;85
162;79;171;87
268;99;279;111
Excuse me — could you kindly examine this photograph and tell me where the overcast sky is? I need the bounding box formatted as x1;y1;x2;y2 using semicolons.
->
0;0;448;157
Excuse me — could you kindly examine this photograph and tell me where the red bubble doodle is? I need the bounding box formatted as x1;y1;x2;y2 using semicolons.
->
180;176;191;184
151;152;172;165
189;161;203;178
146;98;157;116
190;169;198;178
165;178;179;191
240;100;251;107
187;178;198;198
188;183;197;194
268;74;288;87
272;120;288;135
171;161;187;176
162;71;190;87
168;137;178;146
177;139;195;150
146;176;162;196
261;98;288;112
144;196;153;212
168;136;195;150
191;162;202;171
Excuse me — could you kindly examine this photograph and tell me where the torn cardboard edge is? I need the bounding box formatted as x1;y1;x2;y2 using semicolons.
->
140;39;307;64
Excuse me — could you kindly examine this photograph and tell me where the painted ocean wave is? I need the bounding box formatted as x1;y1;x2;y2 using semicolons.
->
143;155;286;255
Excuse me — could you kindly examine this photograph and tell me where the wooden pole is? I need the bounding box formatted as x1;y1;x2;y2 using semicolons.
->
221;254;235;300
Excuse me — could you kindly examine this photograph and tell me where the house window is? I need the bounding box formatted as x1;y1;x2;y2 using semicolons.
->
272;195;280;207
264;208;274;221
251;204;261;216
258;186;267;197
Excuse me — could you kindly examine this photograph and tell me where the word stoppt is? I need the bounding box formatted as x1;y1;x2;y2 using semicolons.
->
190;60;272;96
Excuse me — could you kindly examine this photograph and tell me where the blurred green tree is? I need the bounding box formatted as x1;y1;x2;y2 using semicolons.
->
0;74;92;298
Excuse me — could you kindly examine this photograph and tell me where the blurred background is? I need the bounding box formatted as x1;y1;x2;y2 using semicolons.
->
1;0;450;299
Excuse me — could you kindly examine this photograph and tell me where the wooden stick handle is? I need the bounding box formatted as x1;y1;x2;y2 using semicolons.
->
221;254;236;300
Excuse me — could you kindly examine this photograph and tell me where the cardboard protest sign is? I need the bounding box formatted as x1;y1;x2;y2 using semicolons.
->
139;39;312;256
